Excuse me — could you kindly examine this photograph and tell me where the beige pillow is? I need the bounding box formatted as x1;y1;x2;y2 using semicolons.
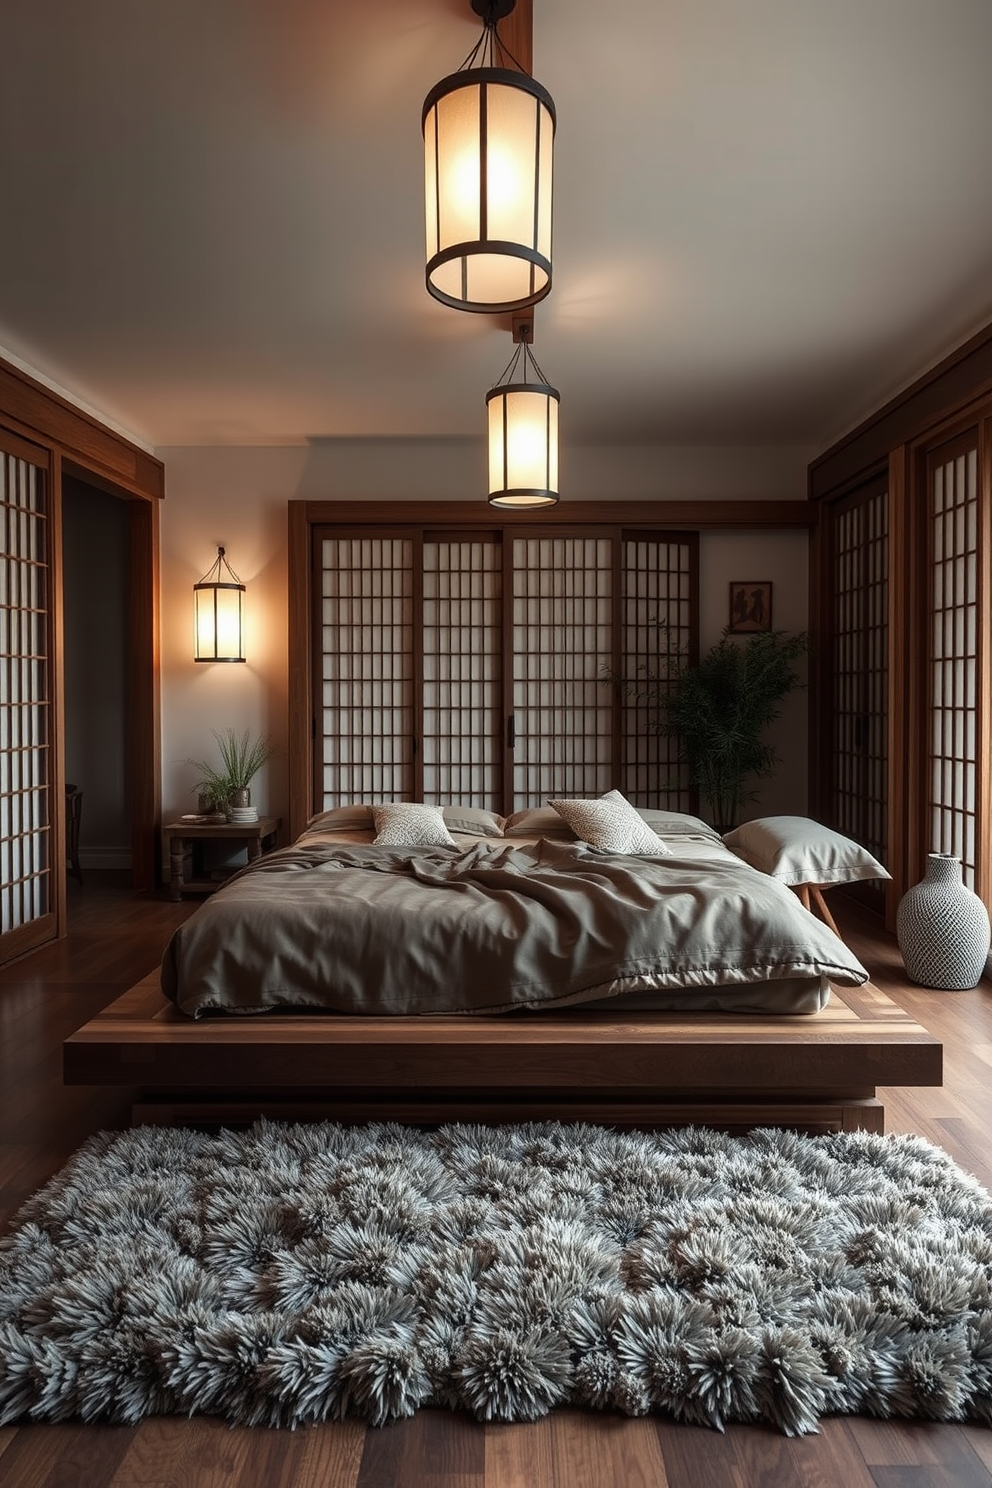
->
722;816;891;886
549;790;672;856
372;803;456;847
637;808;723;844
442;805;505;838
503;807;577;839
303;804;373;836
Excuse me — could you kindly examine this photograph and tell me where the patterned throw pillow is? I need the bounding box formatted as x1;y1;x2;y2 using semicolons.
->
372;803;456;847
548;790;671;855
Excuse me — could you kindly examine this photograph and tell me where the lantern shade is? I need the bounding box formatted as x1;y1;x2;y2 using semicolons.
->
193;548;246;662
424;67;554;313
486;381;559;507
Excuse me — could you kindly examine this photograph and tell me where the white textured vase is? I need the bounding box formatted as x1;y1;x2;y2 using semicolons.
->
896;853;990;990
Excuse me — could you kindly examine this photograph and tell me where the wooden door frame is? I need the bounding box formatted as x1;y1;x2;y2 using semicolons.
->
0;355;164;952
61;460;162;894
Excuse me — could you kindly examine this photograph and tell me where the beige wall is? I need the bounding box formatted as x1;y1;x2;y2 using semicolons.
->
158;439;816;828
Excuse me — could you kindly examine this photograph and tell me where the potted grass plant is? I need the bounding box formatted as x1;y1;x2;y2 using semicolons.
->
612;627;809;832
188;728;276;818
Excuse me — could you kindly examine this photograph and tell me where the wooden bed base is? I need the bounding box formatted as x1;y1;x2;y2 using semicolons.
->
63;973;942;1135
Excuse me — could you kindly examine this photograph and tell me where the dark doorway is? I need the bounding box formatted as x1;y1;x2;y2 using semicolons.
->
61;475;133;886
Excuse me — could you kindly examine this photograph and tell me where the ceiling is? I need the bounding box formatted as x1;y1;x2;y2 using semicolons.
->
2;0;992;452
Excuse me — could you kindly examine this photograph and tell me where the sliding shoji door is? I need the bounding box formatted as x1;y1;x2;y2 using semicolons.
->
620;531;697;810
509;530;697;808
0;433;59;963
510;534;614;804
316;533;416;806
421;534;503;805
313;522;697;817
925;431;983;889
821;480;889;904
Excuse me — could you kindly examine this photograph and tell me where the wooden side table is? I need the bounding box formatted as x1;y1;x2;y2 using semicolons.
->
164;816;281;901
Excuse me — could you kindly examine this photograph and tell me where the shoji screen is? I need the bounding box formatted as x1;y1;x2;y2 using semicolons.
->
1;437;55;962
317;535;415;806
313;523;698;817
510;535;613;805
927;433;980;886
824;481;889;895
620;532;697;809
422;536;502;806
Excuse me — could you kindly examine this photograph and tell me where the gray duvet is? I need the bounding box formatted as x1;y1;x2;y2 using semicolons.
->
160;838;868;1018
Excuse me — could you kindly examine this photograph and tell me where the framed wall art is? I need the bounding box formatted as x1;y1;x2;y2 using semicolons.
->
728;581;772;633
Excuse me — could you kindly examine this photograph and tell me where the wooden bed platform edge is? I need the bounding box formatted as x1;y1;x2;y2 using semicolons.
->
63;973;943;1135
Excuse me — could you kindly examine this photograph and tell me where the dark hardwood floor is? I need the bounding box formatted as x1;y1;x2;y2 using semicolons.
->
1;875;991;1487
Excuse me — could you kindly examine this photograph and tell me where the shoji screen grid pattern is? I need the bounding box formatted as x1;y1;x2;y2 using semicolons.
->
319;538;414;805
0;454;50;934
422;539;502;806
511;536;613;806
831;490;888;875
930;444;979;885
621;537;694;809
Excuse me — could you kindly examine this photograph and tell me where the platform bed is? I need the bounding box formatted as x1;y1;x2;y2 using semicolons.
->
63;972;942;1134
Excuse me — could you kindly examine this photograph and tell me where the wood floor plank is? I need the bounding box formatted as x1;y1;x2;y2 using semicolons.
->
549;1411;668;1487
787;1420;889;1488
963;1427;992;1477
230;1425;323;1488
484;1419;556;1487
291;1423;366;1488
355;1415;427;1488
105;1419;251;1488
847;1419;992;1486
0;1423;136;1488
653;1419;744;1488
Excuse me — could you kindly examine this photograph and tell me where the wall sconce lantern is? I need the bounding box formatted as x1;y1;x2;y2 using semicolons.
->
194;546;246;663
423;0;555;314
486;322;559;507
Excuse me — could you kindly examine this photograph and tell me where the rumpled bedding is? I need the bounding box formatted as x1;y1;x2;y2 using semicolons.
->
160;836;868;1018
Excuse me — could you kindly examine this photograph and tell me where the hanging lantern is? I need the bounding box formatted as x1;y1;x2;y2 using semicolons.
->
423;0;555;314
486;334;559;507
193;547;245;662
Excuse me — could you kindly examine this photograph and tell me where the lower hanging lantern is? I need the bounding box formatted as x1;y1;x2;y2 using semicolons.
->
194;546;246;663
485;339;559;508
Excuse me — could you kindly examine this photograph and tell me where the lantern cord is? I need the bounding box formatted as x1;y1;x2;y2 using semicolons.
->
458;12;527;75
490;340;552;391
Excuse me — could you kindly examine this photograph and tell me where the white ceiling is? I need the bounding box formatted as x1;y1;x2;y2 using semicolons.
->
2;0;992;452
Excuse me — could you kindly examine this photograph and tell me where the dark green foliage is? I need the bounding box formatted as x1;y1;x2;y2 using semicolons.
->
625;628;809;830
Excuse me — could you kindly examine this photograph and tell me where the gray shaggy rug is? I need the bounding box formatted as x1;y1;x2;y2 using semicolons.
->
1;1120;992;1435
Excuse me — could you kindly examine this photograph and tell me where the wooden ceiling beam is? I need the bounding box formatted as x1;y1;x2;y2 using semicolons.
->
498;0;532;76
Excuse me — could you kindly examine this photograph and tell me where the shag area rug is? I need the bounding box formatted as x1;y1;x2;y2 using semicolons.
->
1;1121;991;1435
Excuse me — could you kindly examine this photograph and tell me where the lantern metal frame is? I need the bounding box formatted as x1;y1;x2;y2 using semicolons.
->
486;333;560;508
193;546;246;663
423;0;555;314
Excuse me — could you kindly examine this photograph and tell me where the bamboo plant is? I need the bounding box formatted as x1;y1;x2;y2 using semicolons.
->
614;627;809;831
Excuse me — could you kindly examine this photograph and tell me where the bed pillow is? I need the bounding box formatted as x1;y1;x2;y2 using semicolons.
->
503;806;578;839
372;802;456;847
722;816;891;886
637;808;723;844
303;804;374;836
442;805;505;838
549;790;672;855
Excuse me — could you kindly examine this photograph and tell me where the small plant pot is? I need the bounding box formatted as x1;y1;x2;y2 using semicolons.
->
228;788;251;810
